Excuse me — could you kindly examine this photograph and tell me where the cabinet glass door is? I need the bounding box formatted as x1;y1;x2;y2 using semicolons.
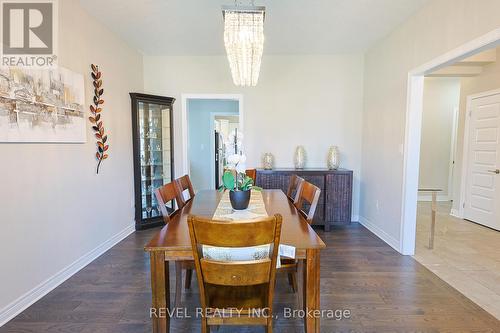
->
139;101;172;220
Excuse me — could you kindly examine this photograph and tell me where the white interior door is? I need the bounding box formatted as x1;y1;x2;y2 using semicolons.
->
464;92;500;230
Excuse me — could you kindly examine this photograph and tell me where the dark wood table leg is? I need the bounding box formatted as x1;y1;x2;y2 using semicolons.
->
303;249;320;333
151;251;169;333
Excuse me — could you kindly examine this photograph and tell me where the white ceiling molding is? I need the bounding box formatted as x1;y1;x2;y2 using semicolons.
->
426;65;484;77
425;47;498;77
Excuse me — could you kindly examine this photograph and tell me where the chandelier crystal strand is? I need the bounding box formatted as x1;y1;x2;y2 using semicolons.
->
223;8;265;87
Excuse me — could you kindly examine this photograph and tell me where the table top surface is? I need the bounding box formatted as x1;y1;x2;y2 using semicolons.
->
144;189;326;252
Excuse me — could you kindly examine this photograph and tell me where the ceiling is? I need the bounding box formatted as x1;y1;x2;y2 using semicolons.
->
79;0;429;55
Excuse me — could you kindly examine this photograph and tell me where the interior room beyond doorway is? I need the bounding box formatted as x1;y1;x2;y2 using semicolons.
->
187;98;240;191
415;46;500;320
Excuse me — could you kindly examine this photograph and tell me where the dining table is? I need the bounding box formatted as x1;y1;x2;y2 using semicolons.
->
144;189;326;333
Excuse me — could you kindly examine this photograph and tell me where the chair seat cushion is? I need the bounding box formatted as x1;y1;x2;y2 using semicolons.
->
202;245;270;261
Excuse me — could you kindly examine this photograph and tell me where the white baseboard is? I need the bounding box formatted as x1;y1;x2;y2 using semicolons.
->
417;194;450;202
351;215;359;222
0;224;135;327
359;216;401;253
450;208;462;219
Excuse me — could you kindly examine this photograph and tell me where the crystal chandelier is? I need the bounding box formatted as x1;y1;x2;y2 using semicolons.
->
222;4;265;87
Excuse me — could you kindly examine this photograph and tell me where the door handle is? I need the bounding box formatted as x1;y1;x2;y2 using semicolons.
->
487;169;500;174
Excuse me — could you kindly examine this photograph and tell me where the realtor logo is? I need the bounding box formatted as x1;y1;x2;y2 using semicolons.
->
1;0;58;67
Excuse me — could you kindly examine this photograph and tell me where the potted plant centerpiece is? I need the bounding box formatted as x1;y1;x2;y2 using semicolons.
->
219;154;260;210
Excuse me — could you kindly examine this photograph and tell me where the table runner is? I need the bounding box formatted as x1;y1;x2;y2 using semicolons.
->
212;190;268;221
203;190;294;265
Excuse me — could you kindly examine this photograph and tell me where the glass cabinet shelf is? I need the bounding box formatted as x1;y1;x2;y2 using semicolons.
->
131;93;175;230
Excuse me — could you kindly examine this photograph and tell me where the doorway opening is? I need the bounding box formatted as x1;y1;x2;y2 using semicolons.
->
403;31;500;319
401;28;500;256
181;94;243;191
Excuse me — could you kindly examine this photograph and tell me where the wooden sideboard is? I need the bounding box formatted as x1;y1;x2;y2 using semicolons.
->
256;168;353;231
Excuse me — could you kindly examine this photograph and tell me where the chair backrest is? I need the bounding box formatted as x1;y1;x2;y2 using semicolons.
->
295;181;321;223
245;169;257;183
287;174;305;203
188;214;282;315
154;182;183;224
175;175;195;206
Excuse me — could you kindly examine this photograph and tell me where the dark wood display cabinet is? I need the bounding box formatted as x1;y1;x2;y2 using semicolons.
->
256;168;353;231
130;93;175;230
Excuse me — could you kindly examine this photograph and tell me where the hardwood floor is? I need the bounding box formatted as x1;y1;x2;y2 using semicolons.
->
1;223;499;332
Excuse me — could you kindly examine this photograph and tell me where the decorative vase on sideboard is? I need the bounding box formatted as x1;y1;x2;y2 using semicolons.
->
327;146;340;170
262;152;274;170
294;146;306;169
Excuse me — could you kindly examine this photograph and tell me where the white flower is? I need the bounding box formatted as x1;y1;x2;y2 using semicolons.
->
227;154;240;166
236;161;246;174
227;154;247;165
226;153;248;175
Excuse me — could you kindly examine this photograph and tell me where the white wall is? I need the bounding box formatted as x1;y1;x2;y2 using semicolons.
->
451;47;500;212
0;0;143;322
419;78;460;200
361;0;500;251
144;54;364;220
187;99;239;191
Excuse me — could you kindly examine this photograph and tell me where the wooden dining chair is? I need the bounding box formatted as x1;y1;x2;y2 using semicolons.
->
286;174;304;203
280;181;321;294
154;181;194;307
245;169;257;183
188;214;283;333
154;182;183;223
295;181;321;223
175;174;195;206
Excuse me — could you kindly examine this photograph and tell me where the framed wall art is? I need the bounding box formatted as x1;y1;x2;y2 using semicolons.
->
0;66;85;143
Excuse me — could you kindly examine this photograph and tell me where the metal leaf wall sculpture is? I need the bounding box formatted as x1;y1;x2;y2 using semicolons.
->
89;64;109;174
